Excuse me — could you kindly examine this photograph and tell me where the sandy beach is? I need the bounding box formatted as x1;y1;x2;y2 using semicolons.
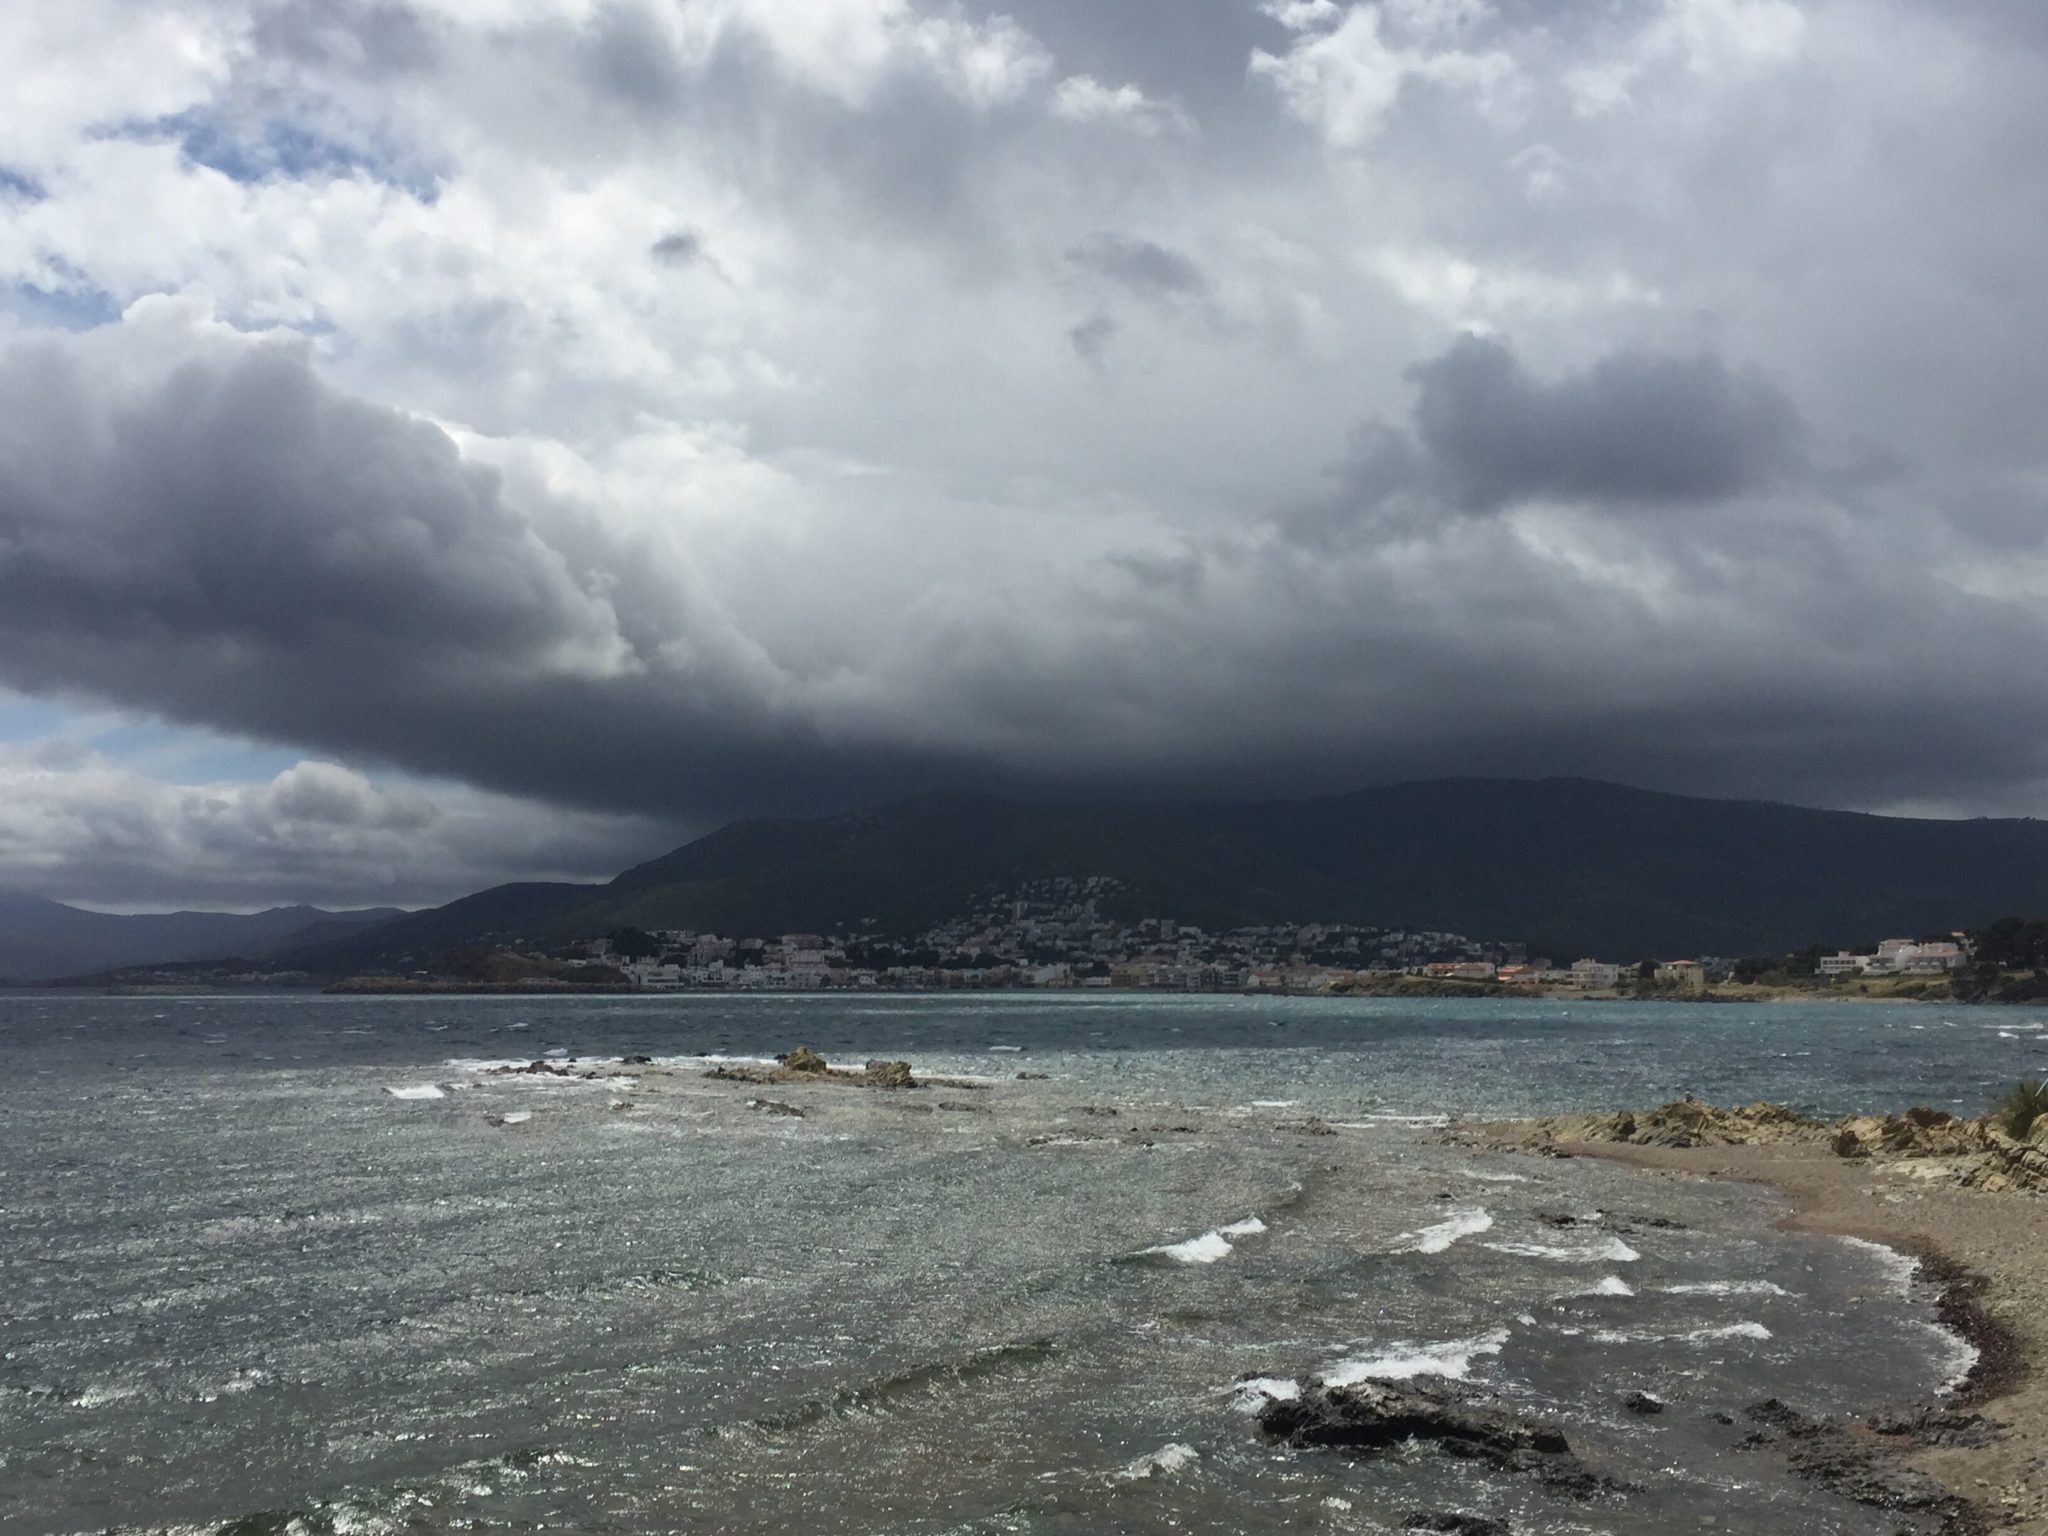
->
1468;1128;2048;1533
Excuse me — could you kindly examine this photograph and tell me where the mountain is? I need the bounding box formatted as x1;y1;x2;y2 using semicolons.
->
0;895;403;983
282;779;2048;972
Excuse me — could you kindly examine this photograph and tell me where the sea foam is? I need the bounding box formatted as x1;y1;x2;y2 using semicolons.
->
1402;1208;1494;1254
1143;1217;1267;1264
1322;1327;1511;1385
1486;1235;1640;1264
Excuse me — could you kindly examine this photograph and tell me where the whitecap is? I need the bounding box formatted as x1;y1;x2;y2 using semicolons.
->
1402;1208;1493;1254
384;1085;446;1101
1147;1231;1234;1264
72;1383;144;1408
988;1045;1025;1053
1229;1377;1301;1412
1250;1099;1299;1108
1660;1280;1791;1298
1459;1169;1531;1184
1578;1276;1635;1298
1591;1322;1773;1345
1143;1216;1267;1264
1322;1328;1510;1385
1486;1235;1639;1264
1119;1442;1200;1480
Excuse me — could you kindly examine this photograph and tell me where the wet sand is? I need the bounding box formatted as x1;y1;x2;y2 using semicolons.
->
1489;1136;2047;1532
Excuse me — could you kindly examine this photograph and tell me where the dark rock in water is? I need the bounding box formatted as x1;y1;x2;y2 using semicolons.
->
1740;1400;1978;1530
1621;1390;1665;1416
621;1055;653;1066
492;1059;572;1076
1258;1377;1620;1498
1869;1406;2008;1450
1016;1071;1051;1080
862;1059;915;1088
780;1047;829;1075
1404;1514;1509;1536
1277;1116;1338;1137
748;1099;804;1118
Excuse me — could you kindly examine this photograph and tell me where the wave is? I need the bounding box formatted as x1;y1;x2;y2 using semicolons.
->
1141;1217;1267;1264
1590;1321;1773;1345
1229;1376;1302;1412
1659;1280;1791;1297
1401;1208;1494;1254
740;1338;1058;1436
1836;1235;1919;1295
1568;1276;1635;1298
1321;1327;1512;1385
383;1084;445;1101
1486;1235;1640;1264
1118;1442;1201;1481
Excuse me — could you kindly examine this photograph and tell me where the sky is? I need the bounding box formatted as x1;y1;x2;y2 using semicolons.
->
2;0;2046;912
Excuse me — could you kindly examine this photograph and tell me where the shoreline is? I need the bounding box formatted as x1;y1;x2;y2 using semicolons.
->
1467;1131;2047;1531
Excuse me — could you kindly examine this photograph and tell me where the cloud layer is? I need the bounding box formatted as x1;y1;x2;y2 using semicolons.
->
2;0;2047;904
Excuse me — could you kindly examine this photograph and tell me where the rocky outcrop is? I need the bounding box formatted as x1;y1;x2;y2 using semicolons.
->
1515;1098;1829;1150
705;1048;920;1090
1258;1377;1620;1498
1741;1399;1982;1534
1496;1098;2048;1195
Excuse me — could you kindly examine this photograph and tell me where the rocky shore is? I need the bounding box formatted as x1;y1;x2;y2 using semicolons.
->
1459;1100;2048;1533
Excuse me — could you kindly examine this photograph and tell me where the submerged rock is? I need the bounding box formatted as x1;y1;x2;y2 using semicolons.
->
1620;1390;1665;1416
1869;1406;2008;1450
1740;1399;1978;1531
1258;1376;1619;1498
1403;1515;1509;1536
747;1099;804;1118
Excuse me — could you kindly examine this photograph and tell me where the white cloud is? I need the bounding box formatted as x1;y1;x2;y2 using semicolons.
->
1565;0;1806;115
0;742;671;909
1250;3;1517;149
1051;75;1193;135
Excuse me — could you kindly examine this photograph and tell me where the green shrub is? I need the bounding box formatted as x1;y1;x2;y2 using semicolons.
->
1996;1078;2048;1139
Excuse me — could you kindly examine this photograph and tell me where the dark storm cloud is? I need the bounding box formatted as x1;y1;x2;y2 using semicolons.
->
0;305;996;821
6;306;2048;836
1406;337;1806;511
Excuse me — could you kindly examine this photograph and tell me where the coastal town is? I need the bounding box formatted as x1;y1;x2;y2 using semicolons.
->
531;876;1973;997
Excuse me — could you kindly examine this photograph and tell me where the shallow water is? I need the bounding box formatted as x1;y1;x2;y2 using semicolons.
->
0;992;2025;1534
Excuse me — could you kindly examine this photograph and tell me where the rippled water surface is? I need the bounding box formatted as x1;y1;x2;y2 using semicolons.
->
1;992;2033;1534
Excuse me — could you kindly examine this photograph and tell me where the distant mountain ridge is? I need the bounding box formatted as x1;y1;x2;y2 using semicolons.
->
278;778;2048;974
0;895;402;983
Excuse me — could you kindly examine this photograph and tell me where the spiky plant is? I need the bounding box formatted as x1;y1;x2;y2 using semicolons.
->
1997;1078;2048;1139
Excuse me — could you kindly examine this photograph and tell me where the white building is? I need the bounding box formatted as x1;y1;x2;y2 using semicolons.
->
1571;960;1622;989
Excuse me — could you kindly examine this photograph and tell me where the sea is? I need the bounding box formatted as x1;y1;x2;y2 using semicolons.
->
3;991;2041;1536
